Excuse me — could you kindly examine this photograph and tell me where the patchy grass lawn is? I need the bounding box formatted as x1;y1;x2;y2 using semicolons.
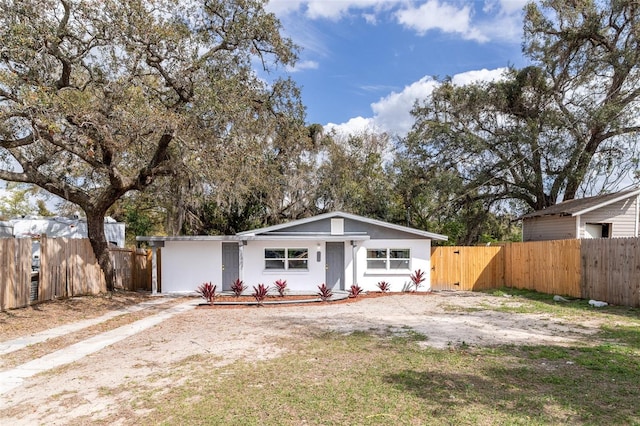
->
3;289;639;425
116;291;640;426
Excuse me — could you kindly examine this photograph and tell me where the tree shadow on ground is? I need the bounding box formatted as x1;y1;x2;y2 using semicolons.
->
383;342;640;425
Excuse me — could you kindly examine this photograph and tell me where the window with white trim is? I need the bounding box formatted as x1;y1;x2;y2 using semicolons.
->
265;248;309;270
366;248;410;270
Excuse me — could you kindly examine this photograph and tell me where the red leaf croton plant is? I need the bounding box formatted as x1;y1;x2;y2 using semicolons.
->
409;269;426;292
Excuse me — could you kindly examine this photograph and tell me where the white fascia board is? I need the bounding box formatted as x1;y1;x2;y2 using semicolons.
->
571;189;640;216
136;235;241;242
136;234;371;242
243;235;370;242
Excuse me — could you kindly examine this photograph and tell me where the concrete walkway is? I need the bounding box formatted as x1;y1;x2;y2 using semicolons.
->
0;300;197;395
0;298;172;356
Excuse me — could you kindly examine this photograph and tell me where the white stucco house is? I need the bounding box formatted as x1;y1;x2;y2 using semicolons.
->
521;187;640;241
137;211;448;294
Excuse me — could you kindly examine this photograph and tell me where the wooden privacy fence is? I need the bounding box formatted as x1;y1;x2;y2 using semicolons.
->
0;237;152;311
505;240;582;298
110;247;152;292
431;237;640;307
39;235;106;301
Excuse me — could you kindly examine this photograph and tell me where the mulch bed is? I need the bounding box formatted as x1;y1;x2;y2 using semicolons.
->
195;291;434;309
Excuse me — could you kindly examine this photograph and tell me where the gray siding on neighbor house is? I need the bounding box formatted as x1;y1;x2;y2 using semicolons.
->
523;215;576;241
578;197;638;238
265;217;425;239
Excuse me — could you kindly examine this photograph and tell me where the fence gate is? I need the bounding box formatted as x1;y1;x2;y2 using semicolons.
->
430;246;462;291
430;246;504;291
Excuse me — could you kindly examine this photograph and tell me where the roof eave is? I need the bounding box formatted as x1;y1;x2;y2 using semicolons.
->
571;189;640;216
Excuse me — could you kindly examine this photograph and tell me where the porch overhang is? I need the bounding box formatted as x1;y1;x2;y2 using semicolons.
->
241;234;370;242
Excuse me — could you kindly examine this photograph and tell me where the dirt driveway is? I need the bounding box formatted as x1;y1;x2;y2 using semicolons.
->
0;292;607;424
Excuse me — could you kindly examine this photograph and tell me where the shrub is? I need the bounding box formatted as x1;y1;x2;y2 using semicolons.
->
197;282;217;304
409;269;426;292
316;283;333;302
274;279;288;297
230;278;247;297
377;281;391;292
348;284;363;298
252;283;270;305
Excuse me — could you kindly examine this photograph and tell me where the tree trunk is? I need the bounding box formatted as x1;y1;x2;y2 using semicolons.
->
86;211;115;291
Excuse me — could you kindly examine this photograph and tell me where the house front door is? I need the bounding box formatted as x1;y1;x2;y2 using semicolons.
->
221;242;239;291
325;242;345;291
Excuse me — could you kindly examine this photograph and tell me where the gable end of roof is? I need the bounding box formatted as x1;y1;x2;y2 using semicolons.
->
237;211;448;240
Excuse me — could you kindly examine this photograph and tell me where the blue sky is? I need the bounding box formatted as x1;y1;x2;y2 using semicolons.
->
265;0;530;136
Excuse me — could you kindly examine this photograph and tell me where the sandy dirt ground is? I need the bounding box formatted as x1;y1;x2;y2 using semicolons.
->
0;292;606;425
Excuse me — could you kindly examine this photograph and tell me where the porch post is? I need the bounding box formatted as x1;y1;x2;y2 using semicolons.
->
239;240;246;282
149;240;164;295
351;240;358;287
151;246;158;295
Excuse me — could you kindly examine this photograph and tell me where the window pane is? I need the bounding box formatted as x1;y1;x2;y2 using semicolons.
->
288;248;308;259
265;259;285;270
366;249;387;259
367;259;387;269
390;249;410;259
390;259;410;270
265;249;285;259
288;259;308;270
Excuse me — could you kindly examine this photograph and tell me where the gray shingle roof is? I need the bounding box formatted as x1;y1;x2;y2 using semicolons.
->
521;187;640;219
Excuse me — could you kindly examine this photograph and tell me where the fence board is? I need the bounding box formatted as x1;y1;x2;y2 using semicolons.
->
0;239;31;310
111;248;133;290
582;238;640;307
131;249;152;291
0;239;14;310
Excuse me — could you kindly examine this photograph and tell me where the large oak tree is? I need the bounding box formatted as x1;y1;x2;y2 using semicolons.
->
402;0;640;214
0;0;298;289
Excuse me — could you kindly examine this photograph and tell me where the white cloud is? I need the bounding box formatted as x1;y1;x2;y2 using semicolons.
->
286;60;319;72
324;116;377;135
305;0;393;20
395;1;487;42
491;0;528;14
451;67;508;85
264;0;305;16
268;0;397;21
369;76;440;136
269;1;526;43
327;68;508;137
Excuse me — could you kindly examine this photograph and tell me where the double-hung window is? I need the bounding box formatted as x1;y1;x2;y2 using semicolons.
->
366;248;410;270
265;248;308;270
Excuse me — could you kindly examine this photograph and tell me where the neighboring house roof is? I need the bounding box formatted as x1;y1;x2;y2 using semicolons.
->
521;187;640;219
237;211;448;241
